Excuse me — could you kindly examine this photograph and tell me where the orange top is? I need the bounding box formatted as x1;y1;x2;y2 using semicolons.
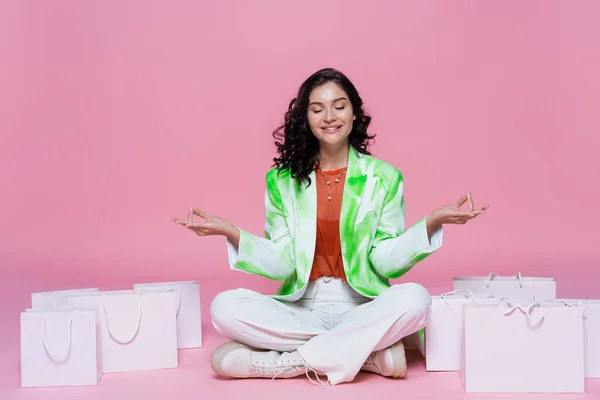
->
309;167;347;282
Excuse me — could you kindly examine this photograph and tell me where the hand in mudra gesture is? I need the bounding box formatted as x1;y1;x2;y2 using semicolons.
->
430;192;489;226
171;208;235;237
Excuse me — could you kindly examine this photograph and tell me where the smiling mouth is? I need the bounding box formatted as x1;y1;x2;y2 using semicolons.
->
321;125;342;133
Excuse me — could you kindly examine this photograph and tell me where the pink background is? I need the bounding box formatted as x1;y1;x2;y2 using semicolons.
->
1;1;599;398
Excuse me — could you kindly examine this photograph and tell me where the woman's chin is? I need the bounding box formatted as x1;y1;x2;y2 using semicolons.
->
316;134;350;147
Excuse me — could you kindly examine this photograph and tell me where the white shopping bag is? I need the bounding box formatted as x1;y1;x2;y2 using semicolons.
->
425;289;499;371
20;308;102;387
461;297;585;393
31;288;99;309
133;280;202;349
453;272;556;303
67;290;178;373
550;299;600;378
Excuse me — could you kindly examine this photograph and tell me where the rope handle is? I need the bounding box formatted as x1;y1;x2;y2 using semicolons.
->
560;300;587;320
175;291;182;317
501;296;545;322
486;272;523;288
42;317;73;360
103;300;142;345
440;289;476;305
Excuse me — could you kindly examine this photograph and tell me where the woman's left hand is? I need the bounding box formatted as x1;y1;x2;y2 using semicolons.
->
427;192;488;231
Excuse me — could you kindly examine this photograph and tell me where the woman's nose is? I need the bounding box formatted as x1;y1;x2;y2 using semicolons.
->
323;109;336;123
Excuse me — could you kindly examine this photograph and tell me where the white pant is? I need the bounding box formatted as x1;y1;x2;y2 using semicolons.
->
210;278;431;385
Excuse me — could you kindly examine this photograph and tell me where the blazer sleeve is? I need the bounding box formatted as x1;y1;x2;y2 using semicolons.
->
368;170;443;279
225;171;296;281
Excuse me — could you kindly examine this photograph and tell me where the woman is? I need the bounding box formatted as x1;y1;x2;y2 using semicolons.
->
172;68;488;385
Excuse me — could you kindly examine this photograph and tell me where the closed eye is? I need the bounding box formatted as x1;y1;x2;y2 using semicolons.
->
312;106;345;114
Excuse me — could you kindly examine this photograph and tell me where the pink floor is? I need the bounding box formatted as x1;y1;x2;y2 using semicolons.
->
1;274;599;400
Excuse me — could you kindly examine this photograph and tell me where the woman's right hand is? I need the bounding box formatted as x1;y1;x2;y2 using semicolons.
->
171;208;239;245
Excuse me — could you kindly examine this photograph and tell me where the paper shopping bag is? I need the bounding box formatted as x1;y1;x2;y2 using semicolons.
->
67;290;178;373
31;288;99;309
133;280;202;349
425;289;499;371
453;272;556;303
20;308;102;387
461;298;585;393
551;299;600;378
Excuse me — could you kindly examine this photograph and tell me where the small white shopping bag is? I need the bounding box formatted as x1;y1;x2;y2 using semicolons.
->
133;280;202;349
552;299;600;378
425;289;499;371
453;272;556;303
67;290;178;373
20;308;102;387
461;298;585;393
31;288;99;309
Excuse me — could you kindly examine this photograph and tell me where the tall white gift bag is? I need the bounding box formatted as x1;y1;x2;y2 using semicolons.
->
453;272;556;303
67;290;178;373
31;288;99;309
133;280;202;349
552;299;600;378
20;308;102;387
461;298;585;393
425;290;499;371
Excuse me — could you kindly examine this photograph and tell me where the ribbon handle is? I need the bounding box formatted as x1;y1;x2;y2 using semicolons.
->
103;299;142;345
501;296;545;322
486;272;523;288
440;289;476;305
42;317;73;360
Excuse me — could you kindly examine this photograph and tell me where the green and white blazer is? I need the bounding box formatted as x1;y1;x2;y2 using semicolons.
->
226;145;443;302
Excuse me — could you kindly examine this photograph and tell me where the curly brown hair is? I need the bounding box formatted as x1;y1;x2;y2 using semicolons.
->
272;68;375;186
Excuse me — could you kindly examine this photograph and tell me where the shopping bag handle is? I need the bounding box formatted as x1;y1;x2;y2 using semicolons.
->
501;296;545;322
440;289;476;305
561;300;583;308
486;272;523;288
561;300;587;320
42;318;73;359
103;300;142;344
175;292;182;317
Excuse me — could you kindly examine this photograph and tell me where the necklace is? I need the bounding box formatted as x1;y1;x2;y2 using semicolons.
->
318;167;347;201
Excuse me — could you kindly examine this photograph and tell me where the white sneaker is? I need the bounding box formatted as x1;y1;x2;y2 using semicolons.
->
211;341;312;380
361;340;407;378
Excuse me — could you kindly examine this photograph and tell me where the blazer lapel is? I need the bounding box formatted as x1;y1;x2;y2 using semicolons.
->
340;146;367;271
292;169;317;287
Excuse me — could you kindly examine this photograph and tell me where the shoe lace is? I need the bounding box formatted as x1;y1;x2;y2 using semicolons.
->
251;360;330;385
251;363;305;378
304;366;330;386
362;353;382;374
